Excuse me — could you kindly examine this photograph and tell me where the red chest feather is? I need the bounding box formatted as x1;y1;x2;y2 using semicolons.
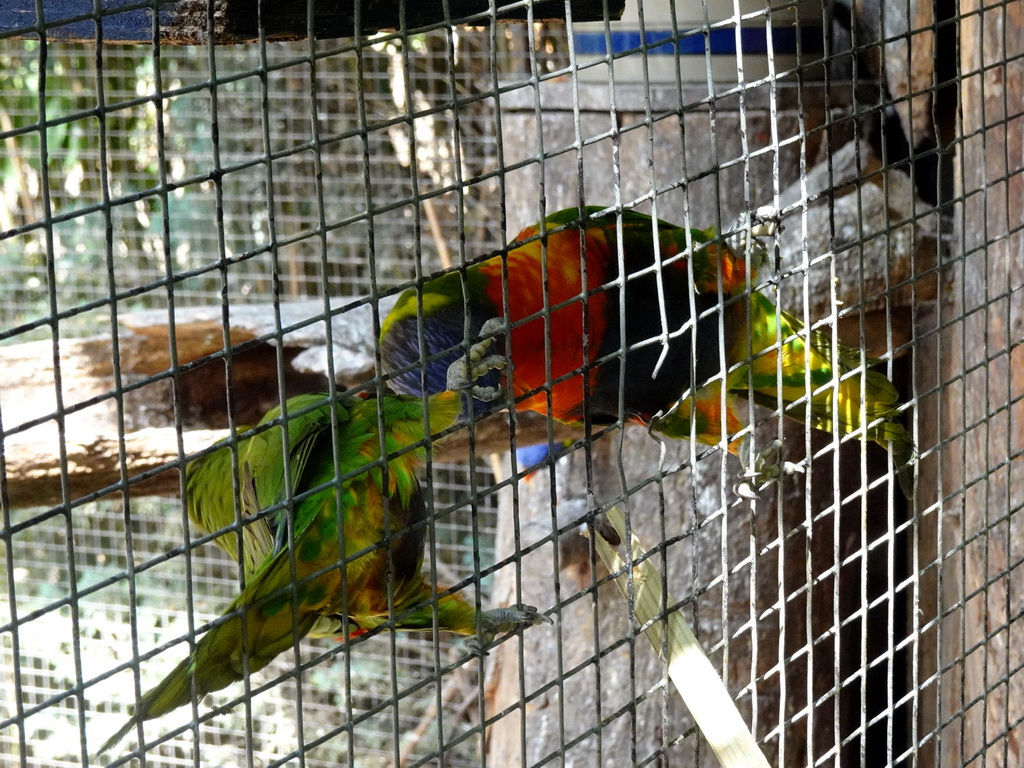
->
477;229;614;421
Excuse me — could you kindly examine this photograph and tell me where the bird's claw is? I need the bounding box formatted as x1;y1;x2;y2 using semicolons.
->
734;438;805;499
750;205;781;239
461;603;552;656
446;318;508;402
728;206;781;274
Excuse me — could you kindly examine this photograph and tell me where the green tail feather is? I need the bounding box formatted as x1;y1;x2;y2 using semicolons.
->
97;583;322;756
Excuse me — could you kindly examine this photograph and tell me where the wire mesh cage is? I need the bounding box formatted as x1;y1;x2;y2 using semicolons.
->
0;1;1019;767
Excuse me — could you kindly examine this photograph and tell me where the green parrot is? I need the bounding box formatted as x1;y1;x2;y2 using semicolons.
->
380;206;915;496
98;390;548;754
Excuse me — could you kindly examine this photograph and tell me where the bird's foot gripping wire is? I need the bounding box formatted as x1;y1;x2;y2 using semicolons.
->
734;438;805;500
731;204;781;242
461;604;552;656
727;205;781;273
749;205;781;239
446;317;508;402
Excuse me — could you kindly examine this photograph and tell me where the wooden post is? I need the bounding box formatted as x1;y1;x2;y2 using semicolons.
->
945;2;1024;765
485;77;941;763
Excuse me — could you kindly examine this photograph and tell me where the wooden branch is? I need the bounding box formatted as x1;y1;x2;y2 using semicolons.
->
0;0;625;44
119;297;392;385
883;0;936;149
0;299;384;449
1;292;587;508
1;413;579;509
775;139;941;335
2;428;224;510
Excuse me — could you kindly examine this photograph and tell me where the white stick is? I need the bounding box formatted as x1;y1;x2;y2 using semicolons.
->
590;506;772;768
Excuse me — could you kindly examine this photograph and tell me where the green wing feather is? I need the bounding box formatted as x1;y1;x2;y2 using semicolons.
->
185;436;275;577
724;292;916;495
99;391;470;755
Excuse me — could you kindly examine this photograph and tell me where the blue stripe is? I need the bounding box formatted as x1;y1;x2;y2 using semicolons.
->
0;1;170;42
574;27;824;57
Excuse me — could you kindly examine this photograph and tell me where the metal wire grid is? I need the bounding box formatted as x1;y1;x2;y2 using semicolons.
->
1;463;499;768
0;21;528;767
0;33;512;342
1;1;1017;767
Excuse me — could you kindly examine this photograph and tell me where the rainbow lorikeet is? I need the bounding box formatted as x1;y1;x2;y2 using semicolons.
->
380;206;914;495
99;391;548;754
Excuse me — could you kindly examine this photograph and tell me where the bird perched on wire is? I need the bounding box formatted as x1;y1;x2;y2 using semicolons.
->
98;391;549;754
379;206;914;497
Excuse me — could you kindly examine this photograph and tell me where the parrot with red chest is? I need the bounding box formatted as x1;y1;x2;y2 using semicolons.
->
382;207;729;424
380;206;915;496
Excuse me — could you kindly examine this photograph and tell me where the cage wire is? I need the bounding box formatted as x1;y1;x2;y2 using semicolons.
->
0;23;530;768
0;0;1019;767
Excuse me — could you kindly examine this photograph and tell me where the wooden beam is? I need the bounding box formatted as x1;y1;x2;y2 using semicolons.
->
0;297;580;509
1;414;579;509
0;0;625;45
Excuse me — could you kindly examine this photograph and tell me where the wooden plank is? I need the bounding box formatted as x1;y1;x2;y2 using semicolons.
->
0;0;625;44
0;297;579;508
947;2;1024;765
1;414;576;508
